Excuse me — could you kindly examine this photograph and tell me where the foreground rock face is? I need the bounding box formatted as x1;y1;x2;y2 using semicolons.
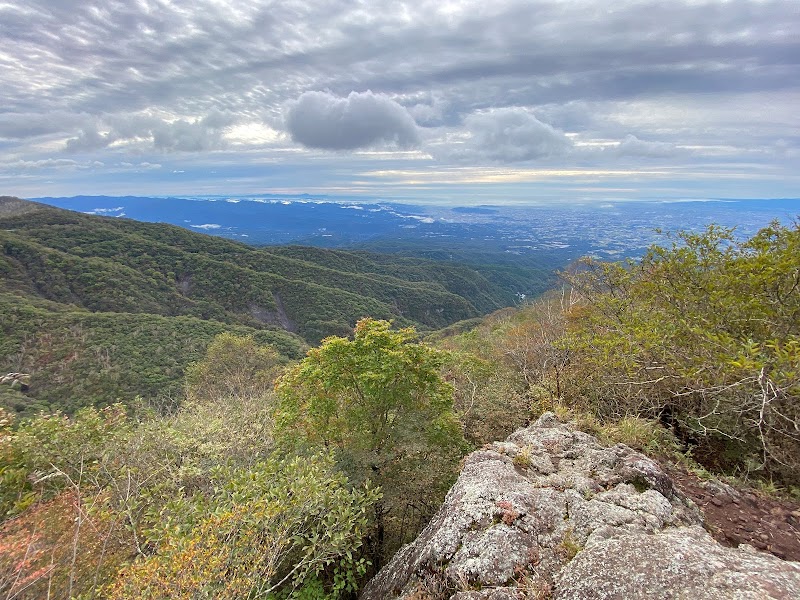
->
559;526;800;599
361;413;800;599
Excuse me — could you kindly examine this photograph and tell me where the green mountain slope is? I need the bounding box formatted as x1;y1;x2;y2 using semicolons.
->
0;200;529;336
0;291;305;414
0;196;540;415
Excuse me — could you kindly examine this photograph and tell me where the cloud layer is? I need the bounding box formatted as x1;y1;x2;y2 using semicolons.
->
0;0;797;200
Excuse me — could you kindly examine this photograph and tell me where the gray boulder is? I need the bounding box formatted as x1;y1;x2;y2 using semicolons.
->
360;413;800;599
558;526;800;599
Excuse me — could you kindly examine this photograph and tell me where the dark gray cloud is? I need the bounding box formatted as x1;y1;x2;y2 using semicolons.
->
150;111;236;152
65;127;115;152
0;112;92;140
64;111;236;153
285;91;420;150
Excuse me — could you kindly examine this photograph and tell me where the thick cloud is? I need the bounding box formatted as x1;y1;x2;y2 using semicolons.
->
151;112;235;152
285;91;420;150
438;108;572;163
0;112;92;140
65;127;116;152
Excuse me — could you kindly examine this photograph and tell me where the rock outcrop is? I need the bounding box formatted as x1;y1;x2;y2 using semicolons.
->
361;413;800;599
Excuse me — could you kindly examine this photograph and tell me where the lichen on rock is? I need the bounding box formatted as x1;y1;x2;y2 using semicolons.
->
558;526;800;599
360;412;800;599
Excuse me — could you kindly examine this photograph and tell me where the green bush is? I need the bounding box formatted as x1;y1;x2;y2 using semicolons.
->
562;222;800;483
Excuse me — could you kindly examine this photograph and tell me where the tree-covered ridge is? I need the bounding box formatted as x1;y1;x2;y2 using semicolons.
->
0;196;543;415
0;290;305;415
0;200;529;340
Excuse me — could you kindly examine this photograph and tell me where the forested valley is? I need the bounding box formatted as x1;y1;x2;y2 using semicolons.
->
1;196;798;598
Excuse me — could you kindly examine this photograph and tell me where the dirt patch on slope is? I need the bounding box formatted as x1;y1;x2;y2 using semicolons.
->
666;465;800;561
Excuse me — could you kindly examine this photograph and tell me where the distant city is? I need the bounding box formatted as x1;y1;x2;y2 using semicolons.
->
32;195;800;267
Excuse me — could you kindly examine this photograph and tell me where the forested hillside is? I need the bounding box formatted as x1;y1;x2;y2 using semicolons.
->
0;196;540;415
439;221;800;485
1;217;798;600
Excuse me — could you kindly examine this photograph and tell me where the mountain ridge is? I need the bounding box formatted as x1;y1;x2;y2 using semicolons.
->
0;195;534;414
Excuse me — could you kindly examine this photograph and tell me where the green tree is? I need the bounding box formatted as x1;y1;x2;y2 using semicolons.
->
1;404;130;520
184;332;282;403
107;453;378;600
562;222;800;483
0;405;135;599
274;318;465;563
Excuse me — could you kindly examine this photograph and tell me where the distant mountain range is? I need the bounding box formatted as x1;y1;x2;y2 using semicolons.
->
30;194;800;261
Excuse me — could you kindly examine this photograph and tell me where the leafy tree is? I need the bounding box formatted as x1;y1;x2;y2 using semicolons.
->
0;405;135;599
437;292;580;446
274;318;466;563
184;332;282;403
1;404;130;520
441;333;530;446
562;222;800;483
107;453;378;600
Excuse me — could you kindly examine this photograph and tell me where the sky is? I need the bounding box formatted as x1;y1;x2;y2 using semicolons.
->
1;0;798;204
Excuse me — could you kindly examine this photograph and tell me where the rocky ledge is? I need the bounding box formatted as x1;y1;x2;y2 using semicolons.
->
361;413;800;599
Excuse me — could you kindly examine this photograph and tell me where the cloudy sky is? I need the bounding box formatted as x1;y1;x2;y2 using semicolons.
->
1;0;798;203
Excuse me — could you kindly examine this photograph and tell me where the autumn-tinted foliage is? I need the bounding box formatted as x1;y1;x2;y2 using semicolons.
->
1;344;378;599
108;454;378;600
437;222;799;485
561;222;799;483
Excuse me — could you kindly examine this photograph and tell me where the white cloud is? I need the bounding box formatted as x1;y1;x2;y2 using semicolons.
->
4;158;89;170
617;134;682;158
87;206;124;214
435;108;572;163
190;223;222;229
151;112;234;152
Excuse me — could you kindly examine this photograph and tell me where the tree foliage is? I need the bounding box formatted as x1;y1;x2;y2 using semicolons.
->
1;390;374;598
184;332;282;403
437;293;579;446
562;222;800;482
275;319;461;460
275;319;466;561
0;291;305;417
108;454;378;600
